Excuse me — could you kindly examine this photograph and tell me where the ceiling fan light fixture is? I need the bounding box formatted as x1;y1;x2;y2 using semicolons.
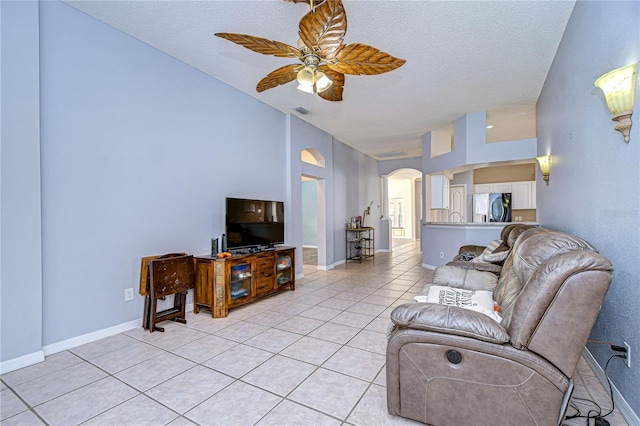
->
296;65;332;94
297;83;315;94
297;66;316;86
315;71;333;93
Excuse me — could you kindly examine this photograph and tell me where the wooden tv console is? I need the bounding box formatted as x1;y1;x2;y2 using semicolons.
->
194;246;295;318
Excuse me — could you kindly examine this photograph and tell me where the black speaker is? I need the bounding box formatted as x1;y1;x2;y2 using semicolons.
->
211;238;218;256
221;234;227;252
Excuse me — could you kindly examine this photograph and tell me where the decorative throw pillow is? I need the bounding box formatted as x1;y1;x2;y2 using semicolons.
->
473;239;509;264
482;239;503;253
475;250;509;264
414;285;502;323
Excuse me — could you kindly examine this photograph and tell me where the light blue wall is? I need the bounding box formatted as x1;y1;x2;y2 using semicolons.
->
301;180;318;246
422;225;503;268
423;127;467;174
537;0;639;416
423;112;537;174
358;149;382;237
287;115;334;271
0;1;44;365
1;0;387;369
378;157;422;176
38;1;288;346
286;119;381;270
332;140;358;261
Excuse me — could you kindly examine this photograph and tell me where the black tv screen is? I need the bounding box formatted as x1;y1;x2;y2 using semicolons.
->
226;198;285;249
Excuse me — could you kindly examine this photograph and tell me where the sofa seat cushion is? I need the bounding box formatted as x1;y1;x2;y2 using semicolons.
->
391;303;510;344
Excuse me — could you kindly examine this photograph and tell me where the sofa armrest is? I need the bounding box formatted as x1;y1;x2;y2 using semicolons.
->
390;303;510;344
458;245;486;255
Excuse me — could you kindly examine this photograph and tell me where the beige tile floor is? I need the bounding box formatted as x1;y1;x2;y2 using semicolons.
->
0;242;628;426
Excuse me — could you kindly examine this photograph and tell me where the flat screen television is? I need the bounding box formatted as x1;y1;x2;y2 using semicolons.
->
225;198;285;250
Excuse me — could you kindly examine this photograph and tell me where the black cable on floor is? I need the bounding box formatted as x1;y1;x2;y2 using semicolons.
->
566;354;625;426
592;355;626;421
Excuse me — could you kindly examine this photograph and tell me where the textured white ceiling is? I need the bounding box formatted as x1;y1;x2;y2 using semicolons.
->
64;0;575;159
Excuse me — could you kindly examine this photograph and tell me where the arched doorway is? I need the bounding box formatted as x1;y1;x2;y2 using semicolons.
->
300;149;327;273
388;168;422;248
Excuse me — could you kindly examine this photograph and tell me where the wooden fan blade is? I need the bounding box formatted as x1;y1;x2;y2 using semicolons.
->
284;0;325;4
215;33;300;58
327;42;406;75
256;64;300;92
317;68;344;102
298;0;346;60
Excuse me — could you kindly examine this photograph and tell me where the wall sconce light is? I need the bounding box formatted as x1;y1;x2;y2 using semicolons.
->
536;155;551;185
594;63;638;143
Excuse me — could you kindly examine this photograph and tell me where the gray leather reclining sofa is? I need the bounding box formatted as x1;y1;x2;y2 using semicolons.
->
446;223;537;275
386;227;613;425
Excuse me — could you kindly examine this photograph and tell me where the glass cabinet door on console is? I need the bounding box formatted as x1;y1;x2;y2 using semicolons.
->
228;261;253;306
276;254;293;286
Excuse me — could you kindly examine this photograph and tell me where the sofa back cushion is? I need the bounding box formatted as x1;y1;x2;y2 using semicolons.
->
499;224;519;242
492;228;548;327
507;242;612;376
505;224;537;247
512;231;598;285
433;266;499;291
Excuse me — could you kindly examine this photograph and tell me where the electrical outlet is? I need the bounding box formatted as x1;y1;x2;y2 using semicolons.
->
624;342;631;368
124;288;134;301
439;251;444;259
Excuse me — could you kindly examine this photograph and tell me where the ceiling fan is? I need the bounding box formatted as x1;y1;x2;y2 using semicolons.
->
215;0;406;102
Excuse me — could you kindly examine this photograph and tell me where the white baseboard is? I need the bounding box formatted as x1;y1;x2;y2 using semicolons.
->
376;249;390;253
0;350;45;375
317;264;335;271
302;245;318;249
296;273;305;279
422;263;437;270
3;304;197;373
582;348;639;425
333;259;346;266
42;318;141;356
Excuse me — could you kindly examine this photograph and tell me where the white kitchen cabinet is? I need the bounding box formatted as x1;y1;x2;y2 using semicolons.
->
492;182;512;193
474;182;512;194
474;181;536;209
430;175;450;209
511;181;536;209
474;184;492;194
531;184;536;209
